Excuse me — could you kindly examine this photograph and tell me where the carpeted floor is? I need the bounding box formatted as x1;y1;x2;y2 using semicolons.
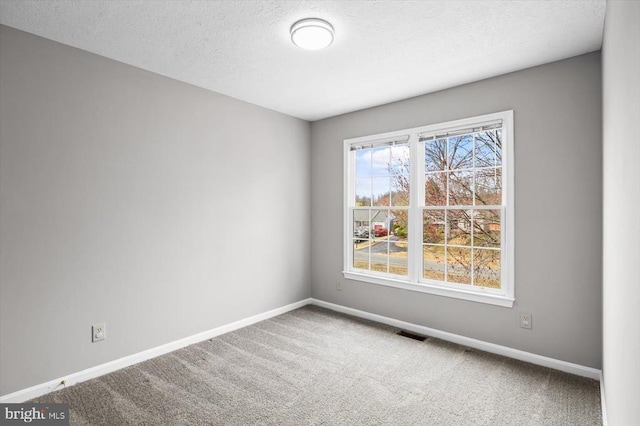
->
32;305;602;425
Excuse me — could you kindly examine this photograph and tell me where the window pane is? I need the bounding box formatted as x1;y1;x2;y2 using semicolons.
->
370;209;389;233
475;130;502;168
353;209;371;240
473;209;501;248
370;242;389;273
371;146;391;175
423;210;445;244
423;245;445;281
390;145;410;174
474;249;501;288
391;209;409;241
447;247;472;284
449;171;473;205
389;211;408;276
355;178;371;206
448;135;473;170
447;210;472;246
355;148;373;177
353;241;370;271
391;174;410;206
475;167;502;206
390;254;408;275
353;206;371;271
425;139;447;172
373;176;390;206
425;172;447;206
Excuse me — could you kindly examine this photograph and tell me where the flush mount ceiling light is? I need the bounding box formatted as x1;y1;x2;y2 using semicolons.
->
290;18;334;50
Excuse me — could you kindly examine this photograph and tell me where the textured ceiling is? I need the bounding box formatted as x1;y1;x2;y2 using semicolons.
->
0;0;606;121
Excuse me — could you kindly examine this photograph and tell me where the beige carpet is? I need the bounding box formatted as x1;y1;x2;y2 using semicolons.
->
32;305;602;425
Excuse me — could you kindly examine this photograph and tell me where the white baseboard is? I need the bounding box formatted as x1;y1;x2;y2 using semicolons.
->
309;298;602;381
600;371;608;426
0;298;312;403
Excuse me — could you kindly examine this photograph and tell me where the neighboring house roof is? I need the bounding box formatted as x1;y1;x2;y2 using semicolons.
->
353;209;392;224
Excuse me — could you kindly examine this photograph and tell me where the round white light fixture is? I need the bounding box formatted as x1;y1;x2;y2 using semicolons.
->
290;18;334;50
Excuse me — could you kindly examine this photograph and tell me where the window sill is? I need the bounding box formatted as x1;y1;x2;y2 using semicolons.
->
342;271;514;308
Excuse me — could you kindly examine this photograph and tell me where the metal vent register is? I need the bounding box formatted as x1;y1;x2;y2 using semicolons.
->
396;330;428;342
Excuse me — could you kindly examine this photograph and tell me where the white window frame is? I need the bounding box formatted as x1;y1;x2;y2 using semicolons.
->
343;111;514;308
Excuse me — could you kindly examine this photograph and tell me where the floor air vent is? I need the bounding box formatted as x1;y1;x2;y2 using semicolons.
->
397;330;428;341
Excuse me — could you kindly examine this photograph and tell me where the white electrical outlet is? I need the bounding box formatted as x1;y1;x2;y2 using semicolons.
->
336;279;343;291
92;323;106;342
520;313;532;329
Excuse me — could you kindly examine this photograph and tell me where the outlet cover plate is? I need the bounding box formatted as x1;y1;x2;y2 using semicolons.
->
520;313;532;329
92;323;106;342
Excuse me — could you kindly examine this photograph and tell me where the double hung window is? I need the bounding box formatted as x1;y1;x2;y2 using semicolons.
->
344;111;514;307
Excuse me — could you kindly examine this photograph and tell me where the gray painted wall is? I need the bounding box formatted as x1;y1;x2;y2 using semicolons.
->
0;25;311;395
602;1;640;424
311;53;602;369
